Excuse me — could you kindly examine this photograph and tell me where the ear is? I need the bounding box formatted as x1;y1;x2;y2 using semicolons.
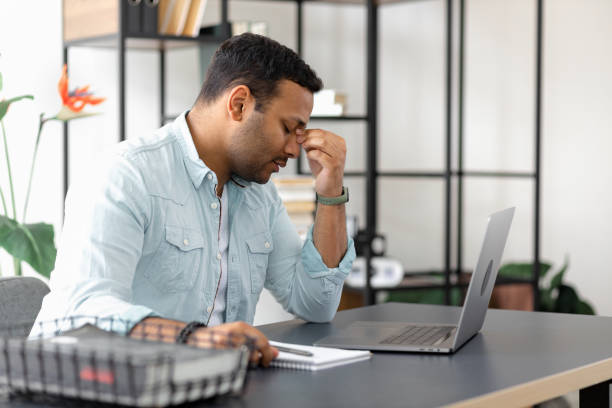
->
226;85;252;121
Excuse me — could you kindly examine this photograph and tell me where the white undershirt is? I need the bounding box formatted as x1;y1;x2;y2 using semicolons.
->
208;188;229;327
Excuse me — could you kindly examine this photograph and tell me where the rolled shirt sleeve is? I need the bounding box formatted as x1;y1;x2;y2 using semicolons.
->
264;197;356;323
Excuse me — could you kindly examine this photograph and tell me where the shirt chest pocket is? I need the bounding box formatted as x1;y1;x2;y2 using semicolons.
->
145;225;204;293
246;232;273;294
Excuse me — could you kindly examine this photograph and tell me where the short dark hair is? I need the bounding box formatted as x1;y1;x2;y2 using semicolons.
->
197;33;323;111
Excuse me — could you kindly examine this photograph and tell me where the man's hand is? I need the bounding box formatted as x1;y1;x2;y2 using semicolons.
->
296;128;346;197
130;318;278;367
189;321;279;367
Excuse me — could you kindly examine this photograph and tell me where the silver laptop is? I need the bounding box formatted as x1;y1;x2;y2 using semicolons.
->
315;207;515;354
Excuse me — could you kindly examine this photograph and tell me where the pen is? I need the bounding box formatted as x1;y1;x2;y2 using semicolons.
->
274;345;314;357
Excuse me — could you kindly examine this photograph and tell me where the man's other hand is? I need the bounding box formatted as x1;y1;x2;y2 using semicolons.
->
189;321;279;367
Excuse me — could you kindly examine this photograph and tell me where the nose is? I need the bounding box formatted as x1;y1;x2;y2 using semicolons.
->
284;132;301;159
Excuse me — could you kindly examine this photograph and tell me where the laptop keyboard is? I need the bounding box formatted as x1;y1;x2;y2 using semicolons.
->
380;325;455;346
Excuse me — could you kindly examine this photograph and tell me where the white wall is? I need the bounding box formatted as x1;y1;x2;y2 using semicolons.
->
1;0;612;320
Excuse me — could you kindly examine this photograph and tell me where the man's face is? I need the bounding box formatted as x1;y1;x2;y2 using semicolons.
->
227;80;313;184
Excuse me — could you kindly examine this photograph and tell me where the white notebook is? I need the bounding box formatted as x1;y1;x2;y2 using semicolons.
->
269;341;371;371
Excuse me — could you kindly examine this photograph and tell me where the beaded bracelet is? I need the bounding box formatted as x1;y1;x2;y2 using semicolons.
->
176;321;207;344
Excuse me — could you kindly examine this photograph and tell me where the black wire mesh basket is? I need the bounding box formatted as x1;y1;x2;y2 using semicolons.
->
0;317;254;407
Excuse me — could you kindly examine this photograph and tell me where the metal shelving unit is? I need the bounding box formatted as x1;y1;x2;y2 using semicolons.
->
294;0;543;307
62;0;543;309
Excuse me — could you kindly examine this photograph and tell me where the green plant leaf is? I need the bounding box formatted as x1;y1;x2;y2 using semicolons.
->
0;215;56;278
539;288;555;312
498;262;552;280
0;94;34;121
554;285;579;314
548;258;569;291
575;300;596;315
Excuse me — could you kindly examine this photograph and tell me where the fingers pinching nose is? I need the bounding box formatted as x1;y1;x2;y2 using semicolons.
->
295;128;305;143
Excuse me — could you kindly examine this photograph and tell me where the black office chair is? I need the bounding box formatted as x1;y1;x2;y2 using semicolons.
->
0;276;50;337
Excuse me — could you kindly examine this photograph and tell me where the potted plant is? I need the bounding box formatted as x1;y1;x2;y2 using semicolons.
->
496;259;595;315
0;65;104;278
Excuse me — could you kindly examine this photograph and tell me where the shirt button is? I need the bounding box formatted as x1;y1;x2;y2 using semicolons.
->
183;239;189;246
207;174;213;180
211;202;218;210
207;306;213;313
264;241;271;249
216;252;222;260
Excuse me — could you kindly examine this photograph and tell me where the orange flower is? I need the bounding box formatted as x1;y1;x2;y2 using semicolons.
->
57;64;105;113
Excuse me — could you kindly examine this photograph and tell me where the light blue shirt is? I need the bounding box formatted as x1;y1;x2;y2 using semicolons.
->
32;112;355;336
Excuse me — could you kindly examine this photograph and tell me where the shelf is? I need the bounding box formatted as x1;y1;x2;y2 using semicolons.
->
344;274;535;293
378;171;446;178
60;0;541;311
163;114;368;123
296;171;365;177
303;170;535;179
378;170;536;179
453;170;536;179
310;115;368;121
64;24;229;50
245;0;437;6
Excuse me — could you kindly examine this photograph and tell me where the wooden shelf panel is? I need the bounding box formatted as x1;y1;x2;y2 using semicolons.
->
344;271;534;293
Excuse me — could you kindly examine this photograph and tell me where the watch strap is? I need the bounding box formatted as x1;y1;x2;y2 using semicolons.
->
316;186;349;205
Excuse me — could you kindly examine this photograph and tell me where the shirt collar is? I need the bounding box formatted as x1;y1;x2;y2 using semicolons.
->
174;110;251;189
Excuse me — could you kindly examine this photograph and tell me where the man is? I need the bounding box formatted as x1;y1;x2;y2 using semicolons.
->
32;33;355;367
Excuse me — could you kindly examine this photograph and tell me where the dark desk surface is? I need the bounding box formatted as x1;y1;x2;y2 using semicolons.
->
3;303;612;407
214;302;612;408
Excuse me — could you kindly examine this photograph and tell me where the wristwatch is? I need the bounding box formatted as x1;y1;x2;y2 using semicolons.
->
316;186;349;205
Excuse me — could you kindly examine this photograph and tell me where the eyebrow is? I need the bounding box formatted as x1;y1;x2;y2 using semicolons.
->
288;116;307;128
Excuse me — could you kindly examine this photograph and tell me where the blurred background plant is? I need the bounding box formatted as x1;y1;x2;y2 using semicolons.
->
386;258;595;315
498;258;595;315
0;65;104;278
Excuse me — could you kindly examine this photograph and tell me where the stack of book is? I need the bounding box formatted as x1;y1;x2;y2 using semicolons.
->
231;21;268;36
158;0;208;37
272;176;316;241
312;89;347;117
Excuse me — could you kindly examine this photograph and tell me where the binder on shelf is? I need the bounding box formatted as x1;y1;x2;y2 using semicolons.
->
125;0;142;34
141;0;159;35
160;0;192;36
182;0;208;37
